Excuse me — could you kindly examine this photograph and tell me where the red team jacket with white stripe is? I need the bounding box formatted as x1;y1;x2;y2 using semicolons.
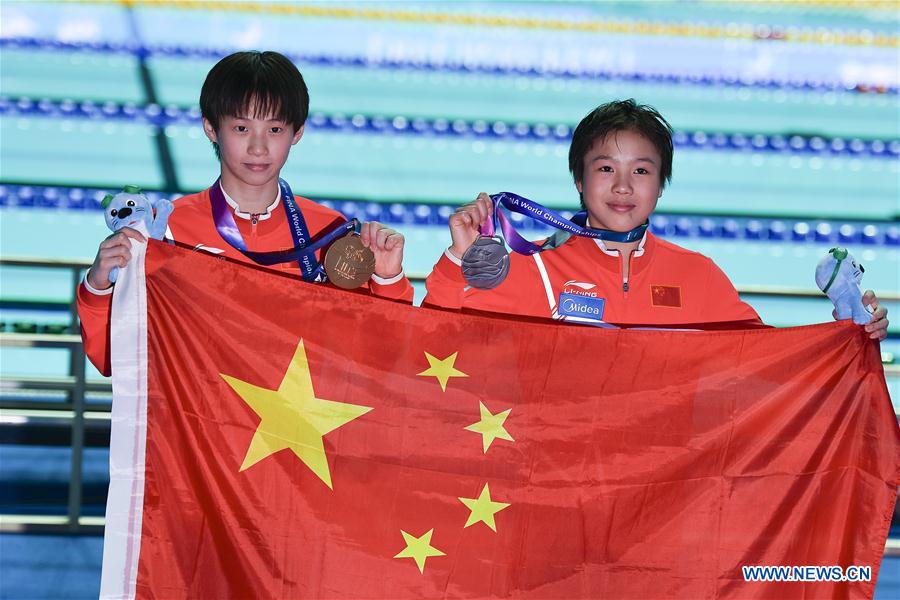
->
423;232;762;328
77;187;414;376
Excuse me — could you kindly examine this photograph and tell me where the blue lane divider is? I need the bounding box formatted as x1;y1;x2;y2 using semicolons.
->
1;184;897;247
1;96;898;159
1;36;896;96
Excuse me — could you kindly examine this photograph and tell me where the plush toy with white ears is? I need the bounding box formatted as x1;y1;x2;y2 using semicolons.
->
815;247;871;325
102;184;173;283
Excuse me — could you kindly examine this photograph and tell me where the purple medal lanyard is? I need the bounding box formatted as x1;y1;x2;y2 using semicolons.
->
483;191;648;254
209;178;355;282
460;191;649;290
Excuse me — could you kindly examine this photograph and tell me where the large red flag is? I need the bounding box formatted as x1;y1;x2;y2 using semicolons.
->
100;240;899;599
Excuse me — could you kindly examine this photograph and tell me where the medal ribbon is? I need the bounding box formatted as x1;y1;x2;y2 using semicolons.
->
479;191;648;255
209;178;356;280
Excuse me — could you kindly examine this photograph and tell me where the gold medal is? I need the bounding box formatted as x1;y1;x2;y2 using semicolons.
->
324;234;376;289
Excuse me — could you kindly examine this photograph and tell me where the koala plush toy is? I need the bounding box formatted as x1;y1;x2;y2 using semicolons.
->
815;247;871;325
101;184;173;283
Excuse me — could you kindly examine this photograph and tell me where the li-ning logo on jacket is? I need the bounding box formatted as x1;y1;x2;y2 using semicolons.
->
562;280;598;298
193;244;226;255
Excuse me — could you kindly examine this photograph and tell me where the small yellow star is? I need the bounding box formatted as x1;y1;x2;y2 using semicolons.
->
416;351;468;392
464;401;514;453
393;528;445;574
459;483;510;532
221;340;372;489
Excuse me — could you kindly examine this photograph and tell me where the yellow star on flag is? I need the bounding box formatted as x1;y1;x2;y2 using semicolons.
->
416;351;467;392
459;483;510;532
465;401;514;453
221;340;372;489
393;528;445;573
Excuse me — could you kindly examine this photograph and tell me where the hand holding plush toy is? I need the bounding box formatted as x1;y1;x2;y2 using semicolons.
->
815;247;871;325
102;185;173;283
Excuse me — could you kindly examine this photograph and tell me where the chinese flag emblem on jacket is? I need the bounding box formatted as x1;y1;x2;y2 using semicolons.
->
100;241;899;600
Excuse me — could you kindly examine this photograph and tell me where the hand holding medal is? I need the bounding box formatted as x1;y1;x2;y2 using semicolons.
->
359;221;405;280
462;236;510;289
210;178;400;290
450;193;510;290
324;221;404;289
323;231;376;289
451;191;650;290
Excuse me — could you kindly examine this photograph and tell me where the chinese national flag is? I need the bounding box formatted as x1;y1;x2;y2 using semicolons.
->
101;241;899;599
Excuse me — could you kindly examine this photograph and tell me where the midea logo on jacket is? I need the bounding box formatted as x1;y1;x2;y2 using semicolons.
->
562;280;598;298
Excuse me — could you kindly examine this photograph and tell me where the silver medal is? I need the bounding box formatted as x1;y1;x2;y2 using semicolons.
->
461;236;510;290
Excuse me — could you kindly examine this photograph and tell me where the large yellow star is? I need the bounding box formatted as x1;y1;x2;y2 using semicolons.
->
221;340;372;489
464;401;514;453
416;351;467;392
393;528;445;574
459;483;510;532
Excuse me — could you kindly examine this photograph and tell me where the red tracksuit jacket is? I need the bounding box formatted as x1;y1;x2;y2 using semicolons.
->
78;187;413;376
423;232;762;327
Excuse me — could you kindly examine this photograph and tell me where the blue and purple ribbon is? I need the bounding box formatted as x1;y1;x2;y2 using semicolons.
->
482;191;648;255
209;178;355;281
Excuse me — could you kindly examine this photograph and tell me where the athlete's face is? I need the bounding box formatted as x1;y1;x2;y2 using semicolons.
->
203;111;303;193
577;129;663;232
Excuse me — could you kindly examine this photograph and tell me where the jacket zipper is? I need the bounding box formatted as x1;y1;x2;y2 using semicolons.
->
249;213;260;245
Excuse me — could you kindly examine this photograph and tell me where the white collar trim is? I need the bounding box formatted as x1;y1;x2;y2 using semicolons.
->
586;216;648;257
219;182;280;221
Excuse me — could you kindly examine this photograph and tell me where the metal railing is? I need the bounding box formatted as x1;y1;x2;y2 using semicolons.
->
0;257;101;533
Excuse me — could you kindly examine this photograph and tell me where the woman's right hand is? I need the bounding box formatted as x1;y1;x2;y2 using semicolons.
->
86;227;146;290
448;192;494;259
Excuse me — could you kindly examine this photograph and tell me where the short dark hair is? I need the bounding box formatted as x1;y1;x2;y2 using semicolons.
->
568;99;674;206
200;51;310;158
